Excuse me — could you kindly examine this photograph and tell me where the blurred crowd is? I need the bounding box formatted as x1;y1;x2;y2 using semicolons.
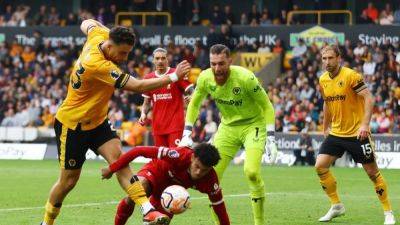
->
1;34;400;145
359;2;400;25
0;33;214;144
1;2;400;27
270;39;400;135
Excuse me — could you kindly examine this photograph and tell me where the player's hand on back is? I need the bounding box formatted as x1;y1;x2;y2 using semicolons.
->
175;60;191;80
101;167;113;179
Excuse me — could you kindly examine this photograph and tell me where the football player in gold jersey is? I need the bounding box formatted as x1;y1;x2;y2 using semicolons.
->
315;45;395;225
41;19;191;225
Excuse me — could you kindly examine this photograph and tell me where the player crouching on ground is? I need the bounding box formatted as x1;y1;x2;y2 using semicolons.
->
101;143;230;225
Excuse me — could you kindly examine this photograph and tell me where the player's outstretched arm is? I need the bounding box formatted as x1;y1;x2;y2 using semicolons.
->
123;60;191;93
101;146;161;179
107;146;160;173
179;75;207;147
102;146;181;179
80;19;109;35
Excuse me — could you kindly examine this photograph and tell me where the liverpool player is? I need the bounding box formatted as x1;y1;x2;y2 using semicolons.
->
101;143;230;225
139;48;194;147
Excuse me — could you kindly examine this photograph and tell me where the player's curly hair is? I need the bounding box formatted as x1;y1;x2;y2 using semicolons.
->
193;143;221;167
109;26;136;46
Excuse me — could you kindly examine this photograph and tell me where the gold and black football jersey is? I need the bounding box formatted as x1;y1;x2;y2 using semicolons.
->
319;66;367;137
56;27;129;130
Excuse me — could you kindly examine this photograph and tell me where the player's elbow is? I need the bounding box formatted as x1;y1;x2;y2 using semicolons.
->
80;19;95;34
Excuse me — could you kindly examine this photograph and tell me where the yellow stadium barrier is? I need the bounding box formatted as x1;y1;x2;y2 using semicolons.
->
287;10;353;25
115;12;172;26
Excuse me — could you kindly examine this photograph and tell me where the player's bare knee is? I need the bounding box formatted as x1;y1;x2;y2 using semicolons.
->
59;177;79;192
315;160;329;171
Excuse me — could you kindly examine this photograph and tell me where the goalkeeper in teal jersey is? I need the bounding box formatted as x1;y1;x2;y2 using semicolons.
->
179;44;278;225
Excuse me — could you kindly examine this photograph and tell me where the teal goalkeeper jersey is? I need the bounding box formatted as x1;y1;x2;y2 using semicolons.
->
186;65;275;126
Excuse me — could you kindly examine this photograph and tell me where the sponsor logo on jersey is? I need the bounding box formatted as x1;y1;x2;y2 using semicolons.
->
324;95;346;102
210;85;216;92
232;87;241;95
153;93;173;102
215;98;242;106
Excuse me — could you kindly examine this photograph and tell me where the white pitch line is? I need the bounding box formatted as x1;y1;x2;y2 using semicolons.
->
0;192;398;213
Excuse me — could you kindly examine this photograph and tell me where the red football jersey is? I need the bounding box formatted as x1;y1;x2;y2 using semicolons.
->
109;146;230;224
151;147;221;197
110;146;221;200
142;68;192;135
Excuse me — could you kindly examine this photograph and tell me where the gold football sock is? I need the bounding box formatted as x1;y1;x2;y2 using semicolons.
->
43;201;61;225
371;172;392;211
316;168;340;205
126;175;153;215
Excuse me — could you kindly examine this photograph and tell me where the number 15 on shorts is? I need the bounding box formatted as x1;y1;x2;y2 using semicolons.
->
361;143;373;159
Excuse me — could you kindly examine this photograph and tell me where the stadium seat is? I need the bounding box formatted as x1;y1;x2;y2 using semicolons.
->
0;127;6;141
24;127;39;141
6;127;24;142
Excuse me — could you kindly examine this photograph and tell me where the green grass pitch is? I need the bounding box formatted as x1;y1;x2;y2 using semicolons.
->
0;160;398;225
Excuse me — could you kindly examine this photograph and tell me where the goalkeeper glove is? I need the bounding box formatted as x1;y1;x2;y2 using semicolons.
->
265;124;278;164
178;125;193;147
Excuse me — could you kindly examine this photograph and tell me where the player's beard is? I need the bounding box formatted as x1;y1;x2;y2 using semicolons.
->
214;70;229;85
325;64;337;73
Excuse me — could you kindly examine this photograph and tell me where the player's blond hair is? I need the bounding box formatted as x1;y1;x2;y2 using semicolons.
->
321;45;341;57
